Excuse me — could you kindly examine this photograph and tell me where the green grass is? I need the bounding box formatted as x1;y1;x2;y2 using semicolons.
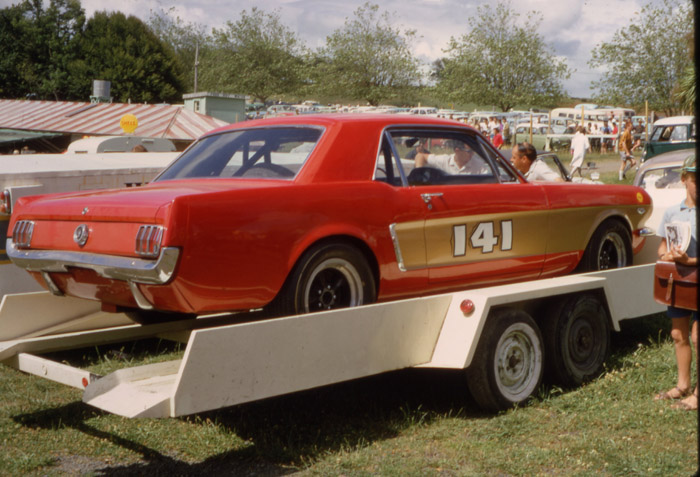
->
0;314;697;475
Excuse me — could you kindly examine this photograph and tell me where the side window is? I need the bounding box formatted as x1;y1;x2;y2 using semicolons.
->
374;138;403;186
660;126;673;141
385;129;506;186
670;126;688;141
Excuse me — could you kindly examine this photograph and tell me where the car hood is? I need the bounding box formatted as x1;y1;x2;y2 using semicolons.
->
13;179;291;223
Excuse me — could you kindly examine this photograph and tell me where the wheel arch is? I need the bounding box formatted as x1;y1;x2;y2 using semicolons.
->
284;233;380;299
582;212;633;249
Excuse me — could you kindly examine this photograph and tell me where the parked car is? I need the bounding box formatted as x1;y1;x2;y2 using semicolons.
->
7;115;652;323
634;148;693;231
642;116;695;162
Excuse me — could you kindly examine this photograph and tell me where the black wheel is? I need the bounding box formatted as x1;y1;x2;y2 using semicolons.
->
124;309;196;325
274;242;376;316
466;309;544;411
543;294;609;387
578;219;632;271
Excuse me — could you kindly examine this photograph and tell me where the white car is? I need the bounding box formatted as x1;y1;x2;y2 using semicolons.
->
633;148;692;231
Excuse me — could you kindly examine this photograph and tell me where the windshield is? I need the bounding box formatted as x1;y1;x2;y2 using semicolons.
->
155;126;323;181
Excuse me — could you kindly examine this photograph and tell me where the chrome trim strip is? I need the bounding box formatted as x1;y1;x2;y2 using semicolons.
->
6;239;179;285
389;223;407;272
637;227;655;237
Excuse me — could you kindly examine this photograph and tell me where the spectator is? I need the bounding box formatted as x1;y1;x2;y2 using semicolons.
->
570;126;590;178
601;121;611;153
618;121;636;180
510;142;562;181
654;155;697;410
492;127;504;149
502;121;511;146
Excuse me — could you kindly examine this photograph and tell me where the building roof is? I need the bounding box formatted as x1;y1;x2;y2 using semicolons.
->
0;99;229;140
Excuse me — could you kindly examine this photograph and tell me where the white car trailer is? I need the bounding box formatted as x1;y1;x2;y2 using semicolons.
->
0;263;663;417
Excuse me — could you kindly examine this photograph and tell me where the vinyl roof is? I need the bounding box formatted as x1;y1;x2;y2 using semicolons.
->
0;99;229;140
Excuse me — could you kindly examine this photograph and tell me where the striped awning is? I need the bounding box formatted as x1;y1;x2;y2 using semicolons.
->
0;99;229;140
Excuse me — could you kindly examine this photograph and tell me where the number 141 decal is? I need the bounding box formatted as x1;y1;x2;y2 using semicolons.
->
453;220;513;256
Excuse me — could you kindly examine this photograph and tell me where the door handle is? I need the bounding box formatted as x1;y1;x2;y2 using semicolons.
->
420;192;443;204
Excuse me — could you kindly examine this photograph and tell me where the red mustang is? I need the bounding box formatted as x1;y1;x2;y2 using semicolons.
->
7;115;651;322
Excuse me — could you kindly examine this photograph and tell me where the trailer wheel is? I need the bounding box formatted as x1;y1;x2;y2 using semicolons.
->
275;242;376;315
578;219;632;271
466;309;544;411
543;294;609;387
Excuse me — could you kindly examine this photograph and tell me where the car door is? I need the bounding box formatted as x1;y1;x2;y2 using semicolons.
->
384;129;551;289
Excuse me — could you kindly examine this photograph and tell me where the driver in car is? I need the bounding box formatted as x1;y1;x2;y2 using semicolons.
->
414;139;484;174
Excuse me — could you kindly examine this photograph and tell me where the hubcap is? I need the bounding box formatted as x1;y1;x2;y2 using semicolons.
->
303;258;363;313
494;323;542;401
598;232;626;269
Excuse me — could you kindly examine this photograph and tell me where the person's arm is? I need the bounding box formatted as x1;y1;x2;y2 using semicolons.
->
415;153;429;168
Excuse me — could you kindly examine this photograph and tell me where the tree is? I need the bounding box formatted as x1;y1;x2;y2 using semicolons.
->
315;2;421;106
436;1;570;112
0;0;86;100
588;0;693;116
81;11;184;103
202;8;305;103
147;7;212;94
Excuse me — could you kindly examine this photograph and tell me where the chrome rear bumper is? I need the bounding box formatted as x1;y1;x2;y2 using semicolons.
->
6;239;180;310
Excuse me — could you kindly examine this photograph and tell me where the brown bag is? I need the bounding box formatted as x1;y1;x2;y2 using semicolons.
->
654;260;698;311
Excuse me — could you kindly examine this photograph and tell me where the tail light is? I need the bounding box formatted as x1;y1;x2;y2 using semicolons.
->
12;220;34;247
135;225;164;258
0;190;10;214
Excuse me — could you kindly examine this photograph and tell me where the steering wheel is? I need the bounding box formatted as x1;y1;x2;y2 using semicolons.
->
236;163;295;177
407;167;447;186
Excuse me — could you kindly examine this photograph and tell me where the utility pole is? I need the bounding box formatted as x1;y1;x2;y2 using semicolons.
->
194;42;200;93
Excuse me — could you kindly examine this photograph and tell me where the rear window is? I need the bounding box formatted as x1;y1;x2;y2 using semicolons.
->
155;127;323;181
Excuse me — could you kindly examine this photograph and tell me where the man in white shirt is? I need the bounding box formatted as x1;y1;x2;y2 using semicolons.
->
510;142;562;182
570;126;591;178
415;140;485;175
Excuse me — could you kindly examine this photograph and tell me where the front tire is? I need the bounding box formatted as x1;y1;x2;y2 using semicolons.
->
543;294;609;387
578;219;632;271
466;309;544;411
274;242;376;316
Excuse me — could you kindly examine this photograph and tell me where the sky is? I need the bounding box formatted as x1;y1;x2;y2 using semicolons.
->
4;0;666;99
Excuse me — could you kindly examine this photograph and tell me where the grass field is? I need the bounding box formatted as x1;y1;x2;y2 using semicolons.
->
2;149;694;476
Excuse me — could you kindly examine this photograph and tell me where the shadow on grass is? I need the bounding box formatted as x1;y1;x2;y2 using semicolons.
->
12;367;485;474
11;314;669;474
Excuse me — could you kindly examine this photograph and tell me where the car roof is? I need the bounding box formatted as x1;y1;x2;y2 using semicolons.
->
204;113;473;137
653;115;695;126
634;149;695;186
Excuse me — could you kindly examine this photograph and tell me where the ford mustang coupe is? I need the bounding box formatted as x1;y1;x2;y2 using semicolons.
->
7;115;651;323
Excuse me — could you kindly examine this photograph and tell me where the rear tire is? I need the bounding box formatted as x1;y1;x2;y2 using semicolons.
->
272;242;376;316
543;294;609;387
578;219;632;271
466;309;544;411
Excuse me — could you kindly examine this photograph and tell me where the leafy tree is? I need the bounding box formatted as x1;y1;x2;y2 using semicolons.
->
81;11;184;103
147;7;212;93
315;2;421;106
202;7;305;103
588;0;693;116
0;3;32;98
0;0;85;100
436;1;569;112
